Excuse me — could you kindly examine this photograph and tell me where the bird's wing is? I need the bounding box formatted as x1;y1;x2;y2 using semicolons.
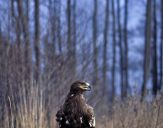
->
83;105;95;128
56;107;63;122
56;107;70;128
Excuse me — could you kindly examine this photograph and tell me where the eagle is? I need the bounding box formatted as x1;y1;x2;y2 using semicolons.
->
56;81;95;128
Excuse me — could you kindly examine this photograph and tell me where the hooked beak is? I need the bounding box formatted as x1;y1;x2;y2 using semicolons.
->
79;82;91;91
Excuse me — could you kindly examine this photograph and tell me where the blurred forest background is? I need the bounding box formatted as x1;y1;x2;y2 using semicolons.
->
0;0;163;128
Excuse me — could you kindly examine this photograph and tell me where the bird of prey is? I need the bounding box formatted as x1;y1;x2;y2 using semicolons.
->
56;81;95;128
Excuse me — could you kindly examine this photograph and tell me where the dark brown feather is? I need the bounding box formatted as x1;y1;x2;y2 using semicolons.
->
56;81;95;128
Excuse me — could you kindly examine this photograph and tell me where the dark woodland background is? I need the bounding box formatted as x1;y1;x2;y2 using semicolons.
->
0;0;163;128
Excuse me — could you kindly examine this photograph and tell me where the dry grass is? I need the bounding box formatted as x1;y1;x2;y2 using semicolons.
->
2;86;57;128
97;96;163;128
1;86;163;128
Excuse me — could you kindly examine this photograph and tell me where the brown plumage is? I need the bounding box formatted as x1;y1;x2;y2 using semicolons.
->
56;81;95;128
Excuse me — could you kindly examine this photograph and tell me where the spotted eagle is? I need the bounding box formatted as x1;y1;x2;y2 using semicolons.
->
56;81;95;128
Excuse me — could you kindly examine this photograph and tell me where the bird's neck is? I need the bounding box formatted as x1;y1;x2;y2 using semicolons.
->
68;92;82;97
69;90;83;96
67;93;86;106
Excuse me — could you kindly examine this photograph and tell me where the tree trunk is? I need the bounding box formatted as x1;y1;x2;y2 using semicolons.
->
50;0;57;55
159;0;163;91
66;0;76;81
67;0;71;55
141;0;152;101
57;0;62;54
15;0;21;46
72;0;76;77
16;0;25;87
102;0;109;95
117;0;124;99
123;0;129;98
111;0;116;101
24;0;31;86
34;0;40;84
152;0;158;96
92;0;98;86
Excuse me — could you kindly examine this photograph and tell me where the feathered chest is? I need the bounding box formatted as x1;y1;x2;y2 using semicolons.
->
56;94;95;128
63;94;87;115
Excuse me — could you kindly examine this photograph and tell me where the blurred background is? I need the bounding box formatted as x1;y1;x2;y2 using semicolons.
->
0;0;163;128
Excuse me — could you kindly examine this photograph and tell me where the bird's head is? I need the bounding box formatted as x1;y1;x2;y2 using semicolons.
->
70;81;91;94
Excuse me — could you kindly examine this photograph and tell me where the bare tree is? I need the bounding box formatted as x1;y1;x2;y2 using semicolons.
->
34;0;40;84
49;0;57;54
92;0;98;86
66;0;76;81
24;0;31;86
159;0;163;91
67;0;71;54
117;0;124;99
123;0;129;98
102;0;110;94
15;0;26;87
152;0;158;96
72;0;76;77
141;0;152;100
111;0;116;101
14;0;21;46
57;0;62;54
